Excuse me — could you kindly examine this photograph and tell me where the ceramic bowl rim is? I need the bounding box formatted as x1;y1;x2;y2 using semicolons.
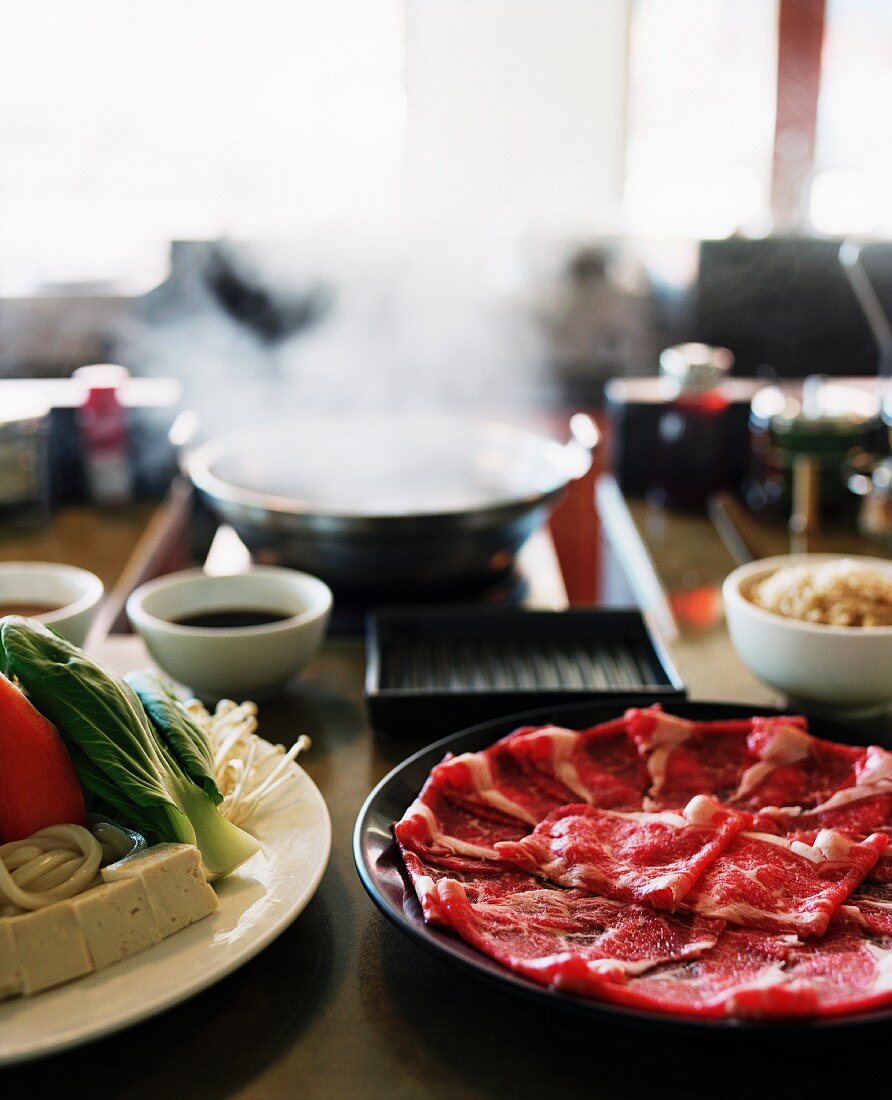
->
0;562;104;624
126;566;333;640
722;553;892;638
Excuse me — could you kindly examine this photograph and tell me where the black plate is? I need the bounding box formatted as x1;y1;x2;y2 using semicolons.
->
353;698;892;1033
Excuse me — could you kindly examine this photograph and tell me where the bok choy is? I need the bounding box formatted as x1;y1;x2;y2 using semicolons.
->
125;670;222;806
0;617;259;879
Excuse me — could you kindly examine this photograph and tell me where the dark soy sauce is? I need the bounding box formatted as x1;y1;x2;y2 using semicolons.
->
173;608;291;629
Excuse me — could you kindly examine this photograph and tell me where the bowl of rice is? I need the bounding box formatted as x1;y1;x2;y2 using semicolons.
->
723;554;892;713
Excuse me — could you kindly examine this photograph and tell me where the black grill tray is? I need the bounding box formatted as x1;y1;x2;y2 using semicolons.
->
364;606;685;736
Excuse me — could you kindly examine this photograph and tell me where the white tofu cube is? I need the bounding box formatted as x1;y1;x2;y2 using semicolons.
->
102;843;219;937
0;919;22;1001
11;905;93;994
71;878;162;970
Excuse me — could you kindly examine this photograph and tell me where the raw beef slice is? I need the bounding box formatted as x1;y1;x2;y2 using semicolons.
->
427;742;568;826
604;928;812;1019
683;829;887;936
503;719;650;811
730;722;866;813
394;779;529;874
625;707;775;809
494;795;743;908
425;875;722;997
610;926;892;1020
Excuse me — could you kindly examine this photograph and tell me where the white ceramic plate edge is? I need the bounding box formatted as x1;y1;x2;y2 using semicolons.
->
0;746;331;1066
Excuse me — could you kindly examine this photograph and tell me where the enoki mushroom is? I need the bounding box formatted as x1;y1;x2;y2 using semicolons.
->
185;698;310;828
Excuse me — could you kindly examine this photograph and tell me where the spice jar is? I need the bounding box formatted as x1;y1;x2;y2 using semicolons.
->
747;377;879;518
650;343;735;510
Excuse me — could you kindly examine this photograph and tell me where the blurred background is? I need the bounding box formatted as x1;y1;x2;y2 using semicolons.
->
2;0;890;412
2;0;892;593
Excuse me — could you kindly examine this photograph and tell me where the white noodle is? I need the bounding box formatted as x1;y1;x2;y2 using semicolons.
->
0;825;103;916
186;698;310;828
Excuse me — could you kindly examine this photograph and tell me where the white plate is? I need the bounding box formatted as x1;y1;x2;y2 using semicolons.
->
0;749;331;1066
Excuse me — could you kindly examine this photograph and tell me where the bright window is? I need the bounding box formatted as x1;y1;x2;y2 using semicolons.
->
0;0;407;292
0;0;632;294
624;0;778;238
810;0;892;236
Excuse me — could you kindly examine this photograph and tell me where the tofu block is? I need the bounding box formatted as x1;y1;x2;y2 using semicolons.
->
0;919;22;1001
0;845;218;1002
11;904;94;994
102;843;219;936
71;877;162;970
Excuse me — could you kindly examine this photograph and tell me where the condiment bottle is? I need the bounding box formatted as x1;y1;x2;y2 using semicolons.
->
74;364;133;507
650;343;734;511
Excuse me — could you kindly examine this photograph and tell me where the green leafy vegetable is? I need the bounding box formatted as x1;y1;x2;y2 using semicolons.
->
126;670;222;805
0;617;258;878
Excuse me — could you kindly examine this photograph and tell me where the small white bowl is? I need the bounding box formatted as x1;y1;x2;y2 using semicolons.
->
0;562;104;646
723;554;892;715
126;566;332;700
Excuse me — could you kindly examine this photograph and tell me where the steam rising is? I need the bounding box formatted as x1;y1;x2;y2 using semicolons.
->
125;236;554;440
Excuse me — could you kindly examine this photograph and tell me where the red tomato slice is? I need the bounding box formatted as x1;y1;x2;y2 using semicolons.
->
0;671;86;842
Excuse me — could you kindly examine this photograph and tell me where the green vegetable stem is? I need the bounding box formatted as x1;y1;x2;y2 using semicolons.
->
0;617;259;879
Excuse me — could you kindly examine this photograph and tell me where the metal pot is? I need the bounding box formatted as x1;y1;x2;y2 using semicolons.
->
188;413;597;594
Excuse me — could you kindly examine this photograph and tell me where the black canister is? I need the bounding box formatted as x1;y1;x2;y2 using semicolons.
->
650;343;735;511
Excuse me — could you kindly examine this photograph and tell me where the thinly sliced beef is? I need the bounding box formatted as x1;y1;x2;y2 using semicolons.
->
758;793;892;849
754;746;892;881
730;722;866;813
426;876;722;996
610;927;892;1020
427;742;568;826
494;795;743;908
503;720;649;811
833;882;892;936
780;928;892;1017
399;848;538;924
393;710;892;1020
683;829;887;936
394;779;529;874
625;707;764;809
603;929;811;1019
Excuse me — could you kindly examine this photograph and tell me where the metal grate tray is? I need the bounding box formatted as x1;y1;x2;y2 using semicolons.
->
364;606;685;736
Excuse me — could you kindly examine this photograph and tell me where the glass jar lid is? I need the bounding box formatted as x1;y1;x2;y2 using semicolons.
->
751;376;879;442
659;343;734;392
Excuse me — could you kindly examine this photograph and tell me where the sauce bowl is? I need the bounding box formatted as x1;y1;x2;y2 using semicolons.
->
126;566;332;700
0;562;104;646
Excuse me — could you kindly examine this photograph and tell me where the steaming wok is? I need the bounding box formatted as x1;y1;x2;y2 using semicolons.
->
188;414;597;594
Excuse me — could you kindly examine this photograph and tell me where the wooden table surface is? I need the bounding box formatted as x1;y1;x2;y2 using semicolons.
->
0;505;156;590
2;503;891;1098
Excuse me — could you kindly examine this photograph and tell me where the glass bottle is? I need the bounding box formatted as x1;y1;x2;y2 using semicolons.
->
650;343;734;511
